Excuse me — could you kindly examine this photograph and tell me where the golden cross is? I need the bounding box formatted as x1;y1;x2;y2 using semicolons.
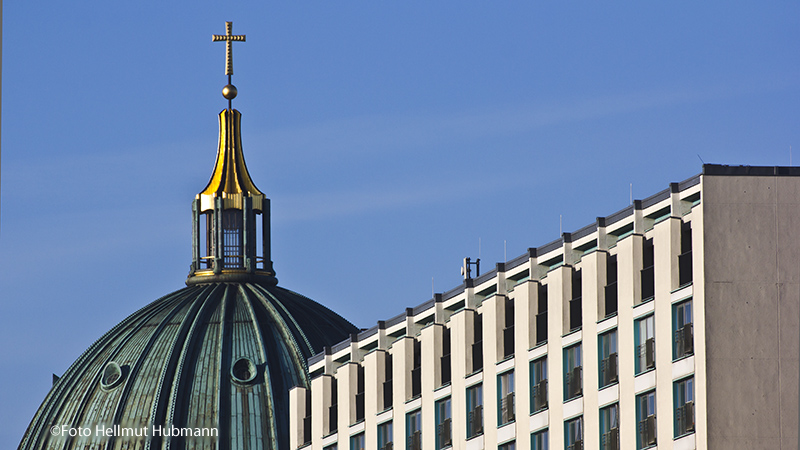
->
213;22;246;76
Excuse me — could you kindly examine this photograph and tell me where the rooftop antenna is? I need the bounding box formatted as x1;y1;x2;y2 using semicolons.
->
697;154;705;165
559;215;563;235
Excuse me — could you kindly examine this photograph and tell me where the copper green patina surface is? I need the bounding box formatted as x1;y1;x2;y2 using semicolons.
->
18;282;357;450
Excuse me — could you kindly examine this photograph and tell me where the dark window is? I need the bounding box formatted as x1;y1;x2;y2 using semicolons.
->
383;354;393;410
678;222;693;287
531;429;548;450
569;270;582;331
641;239;655;301
503;297;515;359
355;365;365;423
411;340;421;399
328;378;338;434
441;328;451;386
302;391;312;445
635;315;655;374
536;284;548;345
351;433;365;450
605;254;618;317
378;421;393;450
407;410;422;450
472;314;483;373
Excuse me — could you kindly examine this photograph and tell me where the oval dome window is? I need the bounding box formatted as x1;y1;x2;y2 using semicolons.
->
231;357;257;384
100;362;125;391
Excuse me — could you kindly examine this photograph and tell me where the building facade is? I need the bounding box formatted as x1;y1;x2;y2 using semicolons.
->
290;165;800;450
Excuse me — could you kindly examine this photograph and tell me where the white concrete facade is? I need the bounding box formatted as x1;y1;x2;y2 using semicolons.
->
290;166;800;450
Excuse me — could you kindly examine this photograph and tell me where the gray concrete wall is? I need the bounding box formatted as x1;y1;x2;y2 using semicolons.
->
703;175;800;449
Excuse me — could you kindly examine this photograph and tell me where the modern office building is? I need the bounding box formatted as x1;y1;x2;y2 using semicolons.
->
289;165;800;450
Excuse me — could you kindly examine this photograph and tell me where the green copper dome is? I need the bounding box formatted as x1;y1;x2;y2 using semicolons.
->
18;282;357;450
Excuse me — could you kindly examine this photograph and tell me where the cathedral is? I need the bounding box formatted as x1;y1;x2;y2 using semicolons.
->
18;22;358;450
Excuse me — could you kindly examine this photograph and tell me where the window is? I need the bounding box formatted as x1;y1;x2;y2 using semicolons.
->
355;365;365;423
222;209;244;268
324;444;337;450
531;429;549;450
641;238;655;301
466;384;484;439
351;433;365;450
530;358;548;413
678;221;692;286
499;441;515;450
435;397;452;449
569;269;582;331
598;330;618;389
498;371;515;426
472;314;484;373
383;354;393;410
536;284;548;345
441;327;452;386
674;377;695;437
564;416;583;450
600;404;619;450
604;254;618;317
672;300;694;360
563;344;582;401
503;297;515;359
636;391;657;449
378;421;393;450
411;340;422;399
634;315;655;375
328;378;338;434
302;392;312;445
407;410;422;450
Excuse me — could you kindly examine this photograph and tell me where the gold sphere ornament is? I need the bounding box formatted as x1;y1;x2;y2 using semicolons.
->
222;84;238;100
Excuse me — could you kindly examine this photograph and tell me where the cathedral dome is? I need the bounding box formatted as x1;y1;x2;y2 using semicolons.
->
18;282;357;450
18;22;358;450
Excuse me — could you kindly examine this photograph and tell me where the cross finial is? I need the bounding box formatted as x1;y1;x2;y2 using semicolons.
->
213;22;246;77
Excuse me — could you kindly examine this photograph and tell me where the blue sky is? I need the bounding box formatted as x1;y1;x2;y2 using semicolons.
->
1;1;798;447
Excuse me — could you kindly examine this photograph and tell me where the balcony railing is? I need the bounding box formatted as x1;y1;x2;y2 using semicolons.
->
531;379;548;412
565;366;582;400
467;405;483;438
638;415;657;447
676;401;695;436
600;353;618;387
674;323;694;359
602;427;619;450
637;337;656;371
678;251;693;287
408;431;421;450
566;441;583;450
499;392;515;425
437;418;452;448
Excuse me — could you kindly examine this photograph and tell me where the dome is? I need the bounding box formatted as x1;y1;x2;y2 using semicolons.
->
18;282;357;450
18;22;359;450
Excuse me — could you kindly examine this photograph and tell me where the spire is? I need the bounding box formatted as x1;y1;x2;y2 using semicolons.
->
187;22;275;286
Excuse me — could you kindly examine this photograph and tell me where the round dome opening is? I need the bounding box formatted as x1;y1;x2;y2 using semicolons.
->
231;357;257;384
100;362;125;391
